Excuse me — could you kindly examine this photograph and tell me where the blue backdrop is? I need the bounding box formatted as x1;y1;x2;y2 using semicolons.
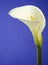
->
0;0;48;65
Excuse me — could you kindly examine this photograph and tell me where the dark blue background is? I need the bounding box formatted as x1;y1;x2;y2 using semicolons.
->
0;0;48;65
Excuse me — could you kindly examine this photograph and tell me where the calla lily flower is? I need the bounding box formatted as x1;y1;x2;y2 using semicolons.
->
8;5;46;47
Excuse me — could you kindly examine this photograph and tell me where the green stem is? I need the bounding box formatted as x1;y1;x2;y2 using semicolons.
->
37;46;42;65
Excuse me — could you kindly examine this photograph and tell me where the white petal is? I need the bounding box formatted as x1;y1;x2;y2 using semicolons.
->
8;5;46;33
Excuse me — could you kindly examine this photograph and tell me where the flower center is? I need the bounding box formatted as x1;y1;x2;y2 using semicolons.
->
30;16;35;21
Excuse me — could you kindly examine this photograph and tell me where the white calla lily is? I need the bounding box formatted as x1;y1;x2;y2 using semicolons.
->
8;5;46;46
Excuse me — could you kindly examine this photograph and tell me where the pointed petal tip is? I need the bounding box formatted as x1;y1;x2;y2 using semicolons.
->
8;10;15;18
8;10;12;17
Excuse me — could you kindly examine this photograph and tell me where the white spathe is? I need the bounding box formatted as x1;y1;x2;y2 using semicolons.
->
8;5;46;34
8;5;46;46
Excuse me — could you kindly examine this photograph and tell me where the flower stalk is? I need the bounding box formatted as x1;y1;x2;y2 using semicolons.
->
37;46;42;65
